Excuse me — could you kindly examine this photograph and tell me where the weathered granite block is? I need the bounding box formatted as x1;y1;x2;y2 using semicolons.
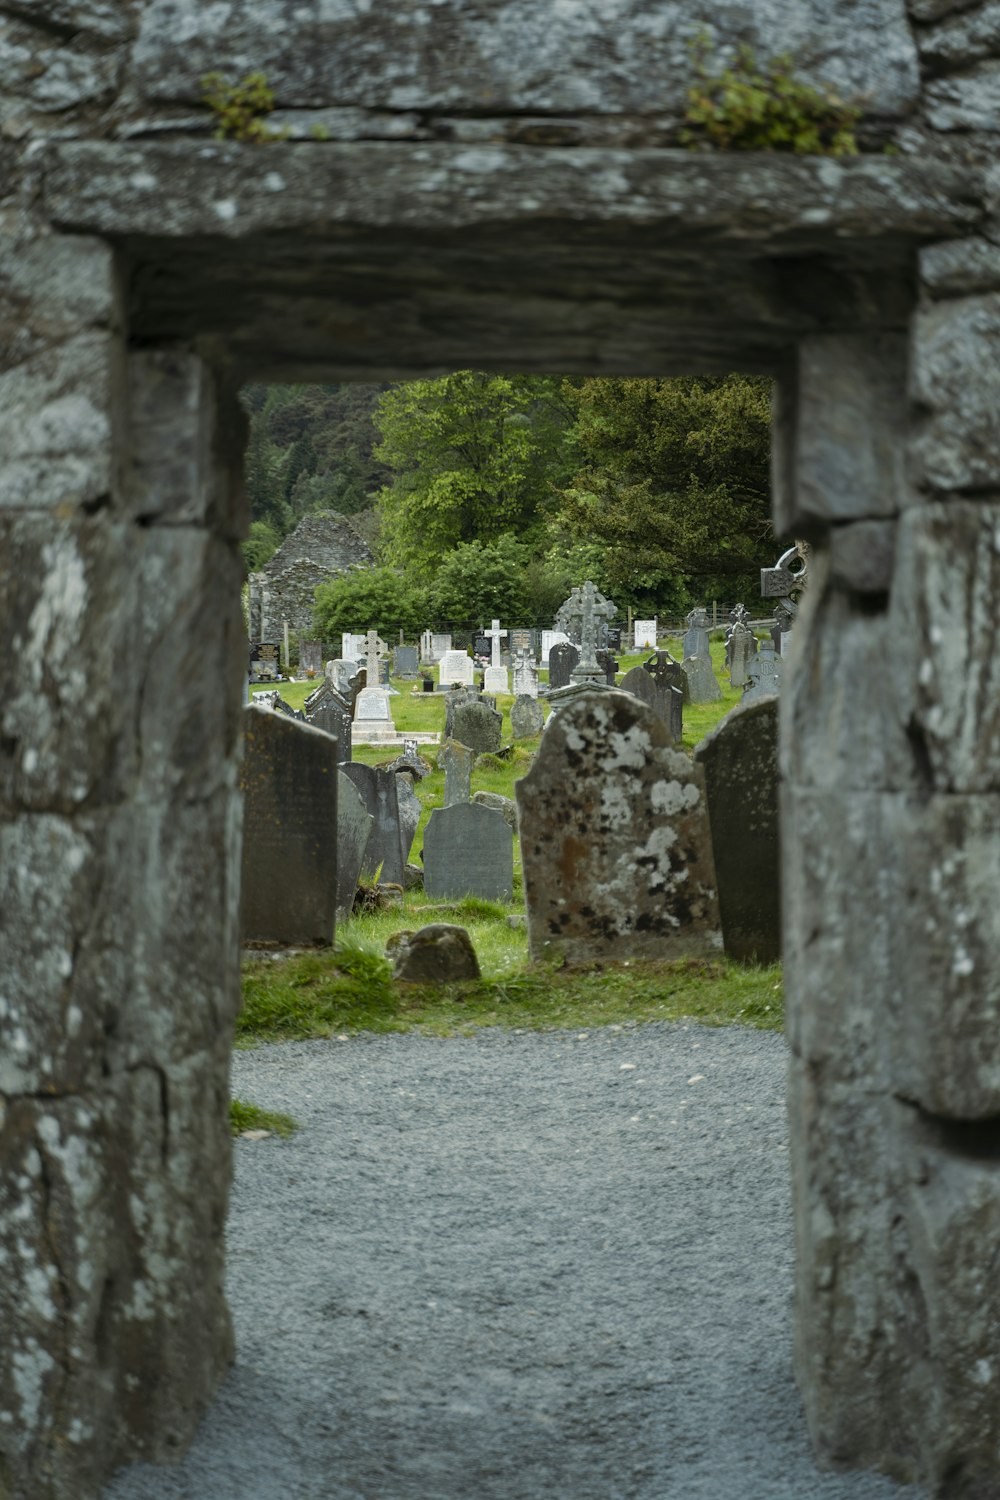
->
240;706;337;945
910;294;1000;492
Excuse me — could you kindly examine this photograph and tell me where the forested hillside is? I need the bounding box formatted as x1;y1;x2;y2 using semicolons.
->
242;373;775;627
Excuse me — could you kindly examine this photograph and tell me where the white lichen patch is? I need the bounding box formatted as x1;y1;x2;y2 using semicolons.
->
12;1344;55;1435
600;724;652;771
650;778;701;817
25;536;88;691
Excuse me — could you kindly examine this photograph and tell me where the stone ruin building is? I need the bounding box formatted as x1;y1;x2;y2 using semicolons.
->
2;2;999;1497
246;509;373;646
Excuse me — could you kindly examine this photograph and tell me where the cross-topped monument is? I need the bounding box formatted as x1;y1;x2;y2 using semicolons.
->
760;540;810;652
483;618;510;693
364;629;387;687
569;579;617;687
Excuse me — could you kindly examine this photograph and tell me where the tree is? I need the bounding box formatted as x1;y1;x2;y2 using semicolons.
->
242;519;280;572
313;567;429;642
557;375;773;610
426;536;534;627
373;372;577;577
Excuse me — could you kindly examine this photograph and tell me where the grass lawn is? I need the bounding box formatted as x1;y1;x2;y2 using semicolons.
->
240;637;782;1050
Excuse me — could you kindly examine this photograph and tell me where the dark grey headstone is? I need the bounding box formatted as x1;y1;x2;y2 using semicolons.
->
423;803;514;901
595;648;619;686
304;681;353;763
249;641;282;681
444;687;488;736
340;762;406;885
452;699;503;755
547;641;579;690
515;690;720;965
728;623;757;688
395;773;421;863
618;662;683;743
510;695;545;739
440;737;474;805
392;644;419;677
240;706;337;944
682;607;711;661
336;771;373;919
694;696;780;964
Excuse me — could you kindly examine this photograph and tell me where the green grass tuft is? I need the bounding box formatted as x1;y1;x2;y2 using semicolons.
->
229;1098;298;1137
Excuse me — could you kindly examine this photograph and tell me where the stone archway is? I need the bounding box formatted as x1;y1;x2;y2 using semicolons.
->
3;5;999;1495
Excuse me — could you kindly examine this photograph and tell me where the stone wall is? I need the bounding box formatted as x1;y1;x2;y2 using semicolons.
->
246;511;372;644
1;2;998;1497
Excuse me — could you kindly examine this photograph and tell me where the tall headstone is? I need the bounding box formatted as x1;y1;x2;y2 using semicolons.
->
352;629;396;741
743;638;783;703
423;803;514;901
452;699;503;755
240;706;337;945
513;647;539;698
619;656;684;743
340;762;407;885
728;619;757;688
440;737;475;805
395;774;421;864
547;641;579;690
445;686;492;739
336;771;373;919
516;690;720;965
511;695;545;739
694;696;780;964
438;648;475;688
482;619;510;694
304;679;353;763
682;606;711;662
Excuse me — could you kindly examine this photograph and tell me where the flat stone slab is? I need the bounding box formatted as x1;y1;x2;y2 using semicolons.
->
516;689;721;965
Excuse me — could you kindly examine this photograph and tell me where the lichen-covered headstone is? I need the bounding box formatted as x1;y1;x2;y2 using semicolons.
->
386;924;481;983
240;705;337;944
694;696;780;963
515;689;720;964
336;771;373;918
511;694;545;739
440;736;474;805
452;698;502;755
423;803;514;901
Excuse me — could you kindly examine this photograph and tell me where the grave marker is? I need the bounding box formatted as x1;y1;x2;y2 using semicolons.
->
423;803;514;901
547;641;579;690
336;771;373;918
440;737;474;805
340;762;407;885
452;699;502;755
511;695;545;739
482;619;510;694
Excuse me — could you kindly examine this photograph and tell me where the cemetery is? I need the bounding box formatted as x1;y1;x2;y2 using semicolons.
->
5;3;1000;1498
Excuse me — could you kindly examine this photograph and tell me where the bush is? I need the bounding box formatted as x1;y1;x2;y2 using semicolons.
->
314;566;429;640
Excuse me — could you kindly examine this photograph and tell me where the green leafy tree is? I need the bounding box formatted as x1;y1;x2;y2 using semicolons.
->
373;372;577;576
242;518;280;572
313;567;429;642
557;375;772;611
426;536;535;627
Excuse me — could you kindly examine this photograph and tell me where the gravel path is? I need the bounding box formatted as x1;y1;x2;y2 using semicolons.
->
104;1024;918;1500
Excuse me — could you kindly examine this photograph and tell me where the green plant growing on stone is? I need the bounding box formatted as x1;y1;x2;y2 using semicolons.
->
681;36;860;156
201;71;290;142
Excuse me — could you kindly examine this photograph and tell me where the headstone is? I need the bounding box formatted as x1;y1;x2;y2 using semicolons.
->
511;694;545;739
482;619;510;694
340;762;407;885
547;641;579;690
724;603;752;667
438;648;475;688
606;626;623;652
761;539;811;653
682;653;722;704
248;641;281;682
341;631;366;662
633;619;657;650
471;790;518;830
387;924;481;983
430;632;452;662
336;771;373;918
554;580;617;684
743;638;783;703
540;629;570;665
682;606;711;662
392;644;419;678
327;658;359;695
694;696;780;963
619;657;683;743
771;605;793;656
423;803;514;901
445;687;493;739
299;639;323;676
254;690;304;721
304;680;353;763
509;627;533;653
240;705;337;944
728;620;757;688
517;691;720;964
352;685;396;742
440;737;474;805
395;774;421;864
512;647;538;698
452;699;503;755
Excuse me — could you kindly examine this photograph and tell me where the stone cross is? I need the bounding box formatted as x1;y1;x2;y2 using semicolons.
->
556;579;616;685
743;638;782;702
484;618;507;668
760;540;811;639
365;629;387;685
